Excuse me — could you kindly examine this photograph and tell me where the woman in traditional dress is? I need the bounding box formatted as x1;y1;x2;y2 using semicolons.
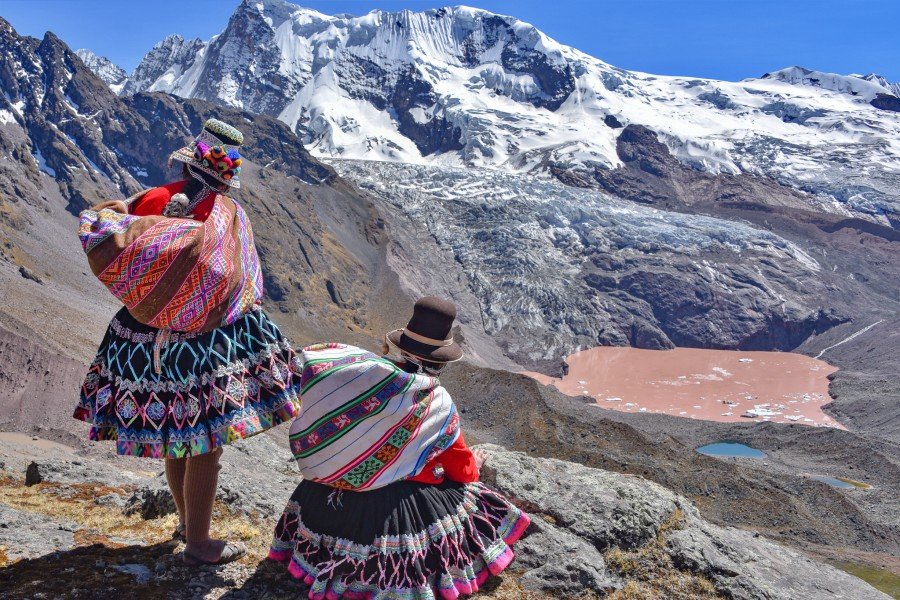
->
269;297;530;599
75;119;301;565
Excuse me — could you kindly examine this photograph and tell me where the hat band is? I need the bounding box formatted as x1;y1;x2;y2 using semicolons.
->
195;129;239;151
402;328;454;347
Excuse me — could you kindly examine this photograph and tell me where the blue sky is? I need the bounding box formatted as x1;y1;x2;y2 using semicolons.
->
2;0;898;82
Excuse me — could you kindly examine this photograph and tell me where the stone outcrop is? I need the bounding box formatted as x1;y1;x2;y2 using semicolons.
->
0;433;890;598
479;445;889;599
0;505;77;563
125;435;298;520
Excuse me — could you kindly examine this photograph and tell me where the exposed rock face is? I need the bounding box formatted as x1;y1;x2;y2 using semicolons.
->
120;34;205;97
18;455;153;490
0;505;76;562
588;124;820;213
872;93;900;112
0;19;142;213
74;49;127;93
480;445;890;599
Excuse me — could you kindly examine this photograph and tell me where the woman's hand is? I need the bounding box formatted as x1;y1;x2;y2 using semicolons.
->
473;448;491;469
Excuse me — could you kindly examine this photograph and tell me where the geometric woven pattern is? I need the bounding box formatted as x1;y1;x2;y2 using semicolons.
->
268;481;531;600
224;202;263;323
79;197;263;333
74;306;301;458
287;344;460;491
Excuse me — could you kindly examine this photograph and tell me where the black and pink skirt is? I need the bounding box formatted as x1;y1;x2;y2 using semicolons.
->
269;479;530;599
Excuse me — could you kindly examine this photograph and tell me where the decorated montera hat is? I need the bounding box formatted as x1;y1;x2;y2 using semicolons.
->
386;296;463;363
169;118;244;189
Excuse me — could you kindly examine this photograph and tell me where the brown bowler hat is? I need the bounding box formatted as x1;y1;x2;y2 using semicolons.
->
386;296;463;363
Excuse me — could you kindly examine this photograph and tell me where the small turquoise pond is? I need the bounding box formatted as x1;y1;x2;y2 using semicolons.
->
696;441;766;459
809;475;857;489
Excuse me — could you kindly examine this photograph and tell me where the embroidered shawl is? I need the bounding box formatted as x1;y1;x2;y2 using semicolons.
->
288;343;461;491
78;194;263;332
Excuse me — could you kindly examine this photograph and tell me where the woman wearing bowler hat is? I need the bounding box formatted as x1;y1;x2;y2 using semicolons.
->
269;297;530;599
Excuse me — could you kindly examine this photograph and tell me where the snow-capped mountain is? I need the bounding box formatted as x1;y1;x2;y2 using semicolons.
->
120;34;206;97
2;13;897;373
759;66;900;100
858;73;900;98
97;0;900;225
74;49;128;94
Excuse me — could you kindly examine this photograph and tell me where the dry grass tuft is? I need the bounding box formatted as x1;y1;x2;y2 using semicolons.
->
0;473;573;599
0;474;270;566
606;508;722;600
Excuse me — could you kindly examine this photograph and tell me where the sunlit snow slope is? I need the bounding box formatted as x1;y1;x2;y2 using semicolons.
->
112;0;900;224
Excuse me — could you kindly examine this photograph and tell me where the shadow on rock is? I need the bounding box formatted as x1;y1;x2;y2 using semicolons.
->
216;557;308;599
0;540;231;599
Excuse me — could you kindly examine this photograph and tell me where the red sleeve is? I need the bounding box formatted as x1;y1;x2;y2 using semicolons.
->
129;186;173;217
129;182;215;221
439;434;480;484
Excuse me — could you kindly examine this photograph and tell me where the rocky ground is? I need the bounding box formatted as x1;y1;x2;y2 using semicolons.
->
0;431;889;599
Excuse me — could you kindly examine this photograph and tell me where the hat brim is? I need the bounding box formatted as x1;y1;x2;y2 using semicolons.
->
386;329;463;363
170;147;241;189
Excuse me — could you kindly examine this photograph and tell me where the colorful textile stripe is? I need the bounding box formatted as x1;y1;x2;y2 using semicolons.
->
79;206;141;252
78;194;263;332
97;219;199;308
149;195;233;331
288;344;460;491
223;201;263;324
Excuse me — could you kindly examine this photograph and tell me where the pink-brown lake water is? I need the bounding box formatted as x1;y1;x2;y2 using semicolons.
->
525;347;844;428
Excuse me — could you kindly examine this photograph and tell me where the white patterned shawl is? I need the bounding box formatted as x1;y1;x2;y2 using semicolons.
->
288;343;460;491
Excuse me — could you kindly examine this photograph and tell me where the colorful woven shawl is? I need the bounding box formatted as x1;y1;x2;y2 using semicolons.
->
78;194;263;332
288;344;461;491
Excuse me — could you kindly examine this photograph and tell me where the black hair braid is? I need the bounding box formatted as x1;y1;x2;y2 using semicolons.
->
180;164;226;199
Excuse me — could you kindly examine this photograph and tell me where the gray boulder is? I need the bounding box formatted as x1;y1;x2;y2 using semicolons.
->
21;456;148;488
126;434;298;520
478;445;889;600
124;475;176;519
667;513;888;600
0;505;76;562
514;515;620;596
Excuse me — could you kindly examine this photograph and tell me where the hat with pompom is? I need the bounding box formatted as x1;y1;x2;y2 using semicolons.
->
169;118;244;189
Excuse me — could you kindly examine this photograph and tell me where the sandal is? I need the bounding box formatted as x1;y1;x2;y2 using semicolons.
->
172;523;186;542
182;541;246;566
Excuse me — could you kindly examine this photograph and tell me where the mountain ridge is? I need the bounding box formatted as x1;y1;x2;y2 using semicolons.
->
77;0;900;227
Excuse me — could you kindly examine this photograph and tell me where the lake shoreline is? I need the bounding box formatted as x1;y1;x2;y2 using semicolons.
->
525;346;844;429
